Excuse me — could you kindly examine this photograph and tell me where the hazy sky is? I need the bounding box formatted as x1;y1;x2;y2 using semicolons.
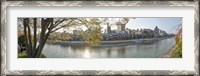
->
108;17;182;34
18;18;182;34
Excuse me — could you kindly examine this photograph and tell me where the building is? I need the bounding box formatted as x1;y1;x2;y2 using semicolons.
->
117;24;126;32
159;30;167;36
154;26;160;37
73;30;83;35
111;30;119;34
142;29;154;38
106;25;111;34
73;30;78;35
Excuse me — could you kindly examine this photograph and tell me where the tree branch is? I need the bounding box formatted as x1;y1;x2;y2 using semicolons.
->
49;19;66;30
50;20;74;33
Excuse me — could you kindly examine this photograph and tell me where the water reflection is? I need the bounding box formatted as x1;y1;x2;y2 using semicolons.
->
83;47;91;58
42;37;175;58
106;47;111;58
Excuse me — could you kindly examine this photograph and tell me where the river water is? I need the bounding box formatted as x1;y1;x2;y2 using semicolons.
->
42;37;175;58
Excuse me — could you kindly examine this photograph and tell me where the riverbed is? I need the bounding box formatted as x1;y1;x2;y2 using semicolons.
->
42;37;175;58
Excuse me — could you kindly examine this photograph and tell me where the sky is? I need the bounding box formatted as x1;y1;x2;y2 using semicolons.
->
18;18;182;34
106;17;182;34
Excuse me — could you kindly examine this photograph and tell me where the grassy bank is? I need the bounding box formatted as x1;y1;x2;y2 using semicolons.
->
18;51;46;58
161;44;182;58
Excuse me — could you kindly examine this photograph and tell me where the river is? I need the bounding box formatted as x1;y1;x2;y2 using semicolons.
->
42;37;175;58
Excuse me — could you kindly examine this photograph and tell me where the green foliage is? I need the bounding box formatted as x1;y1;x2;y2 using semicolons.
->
48;32;71;41
18;33;26;47
171;28;182;58
18;32;34;47
79;18;104;46
81;27;103;46
18;51;27;58
171;39;182;58
18;51;46;58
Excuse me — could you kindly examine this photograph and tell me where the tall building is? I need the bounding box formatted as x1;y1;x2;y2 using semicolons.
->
117;24;126;32
106;25;111;34
154;26;160;37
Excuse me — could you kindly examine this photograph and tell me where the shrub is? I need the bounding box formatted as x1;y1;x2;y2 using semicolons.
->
171;28;182;58
18;33;26;47
18;51;27;58
18;32;34;47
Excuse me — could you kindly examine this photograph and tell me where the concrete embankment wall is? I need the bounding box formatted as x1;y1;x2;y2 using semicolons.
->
46;37;173;46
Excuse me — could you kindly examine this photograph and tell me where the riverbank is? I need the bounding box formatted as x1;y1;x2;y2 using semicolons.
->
46;36;174;46
18;51;46;58
160;42;182;58
160;44;177;58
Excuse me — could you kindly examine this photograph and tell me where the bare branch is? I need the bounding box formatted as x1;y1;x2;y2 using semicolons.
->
49;19;66;30
50;19;74;33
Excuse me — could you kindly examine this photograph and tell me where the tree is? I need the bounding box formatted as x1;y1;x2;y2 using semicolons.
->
21;18;74;58
77;18;104;45
19;18;129;58
172;27;182;57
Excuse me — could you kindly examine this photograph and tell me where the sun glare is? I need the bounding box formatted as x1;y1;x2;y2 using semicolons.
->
83;47;91;58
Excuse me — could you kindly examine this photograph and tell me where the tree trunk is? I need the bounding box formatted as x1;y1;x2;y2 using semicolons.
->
35;18;53;58
27;19;33;58
22;18;65;58
36;18;45;58
23;18;31;57
33;18;37;57
35;31;51;58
